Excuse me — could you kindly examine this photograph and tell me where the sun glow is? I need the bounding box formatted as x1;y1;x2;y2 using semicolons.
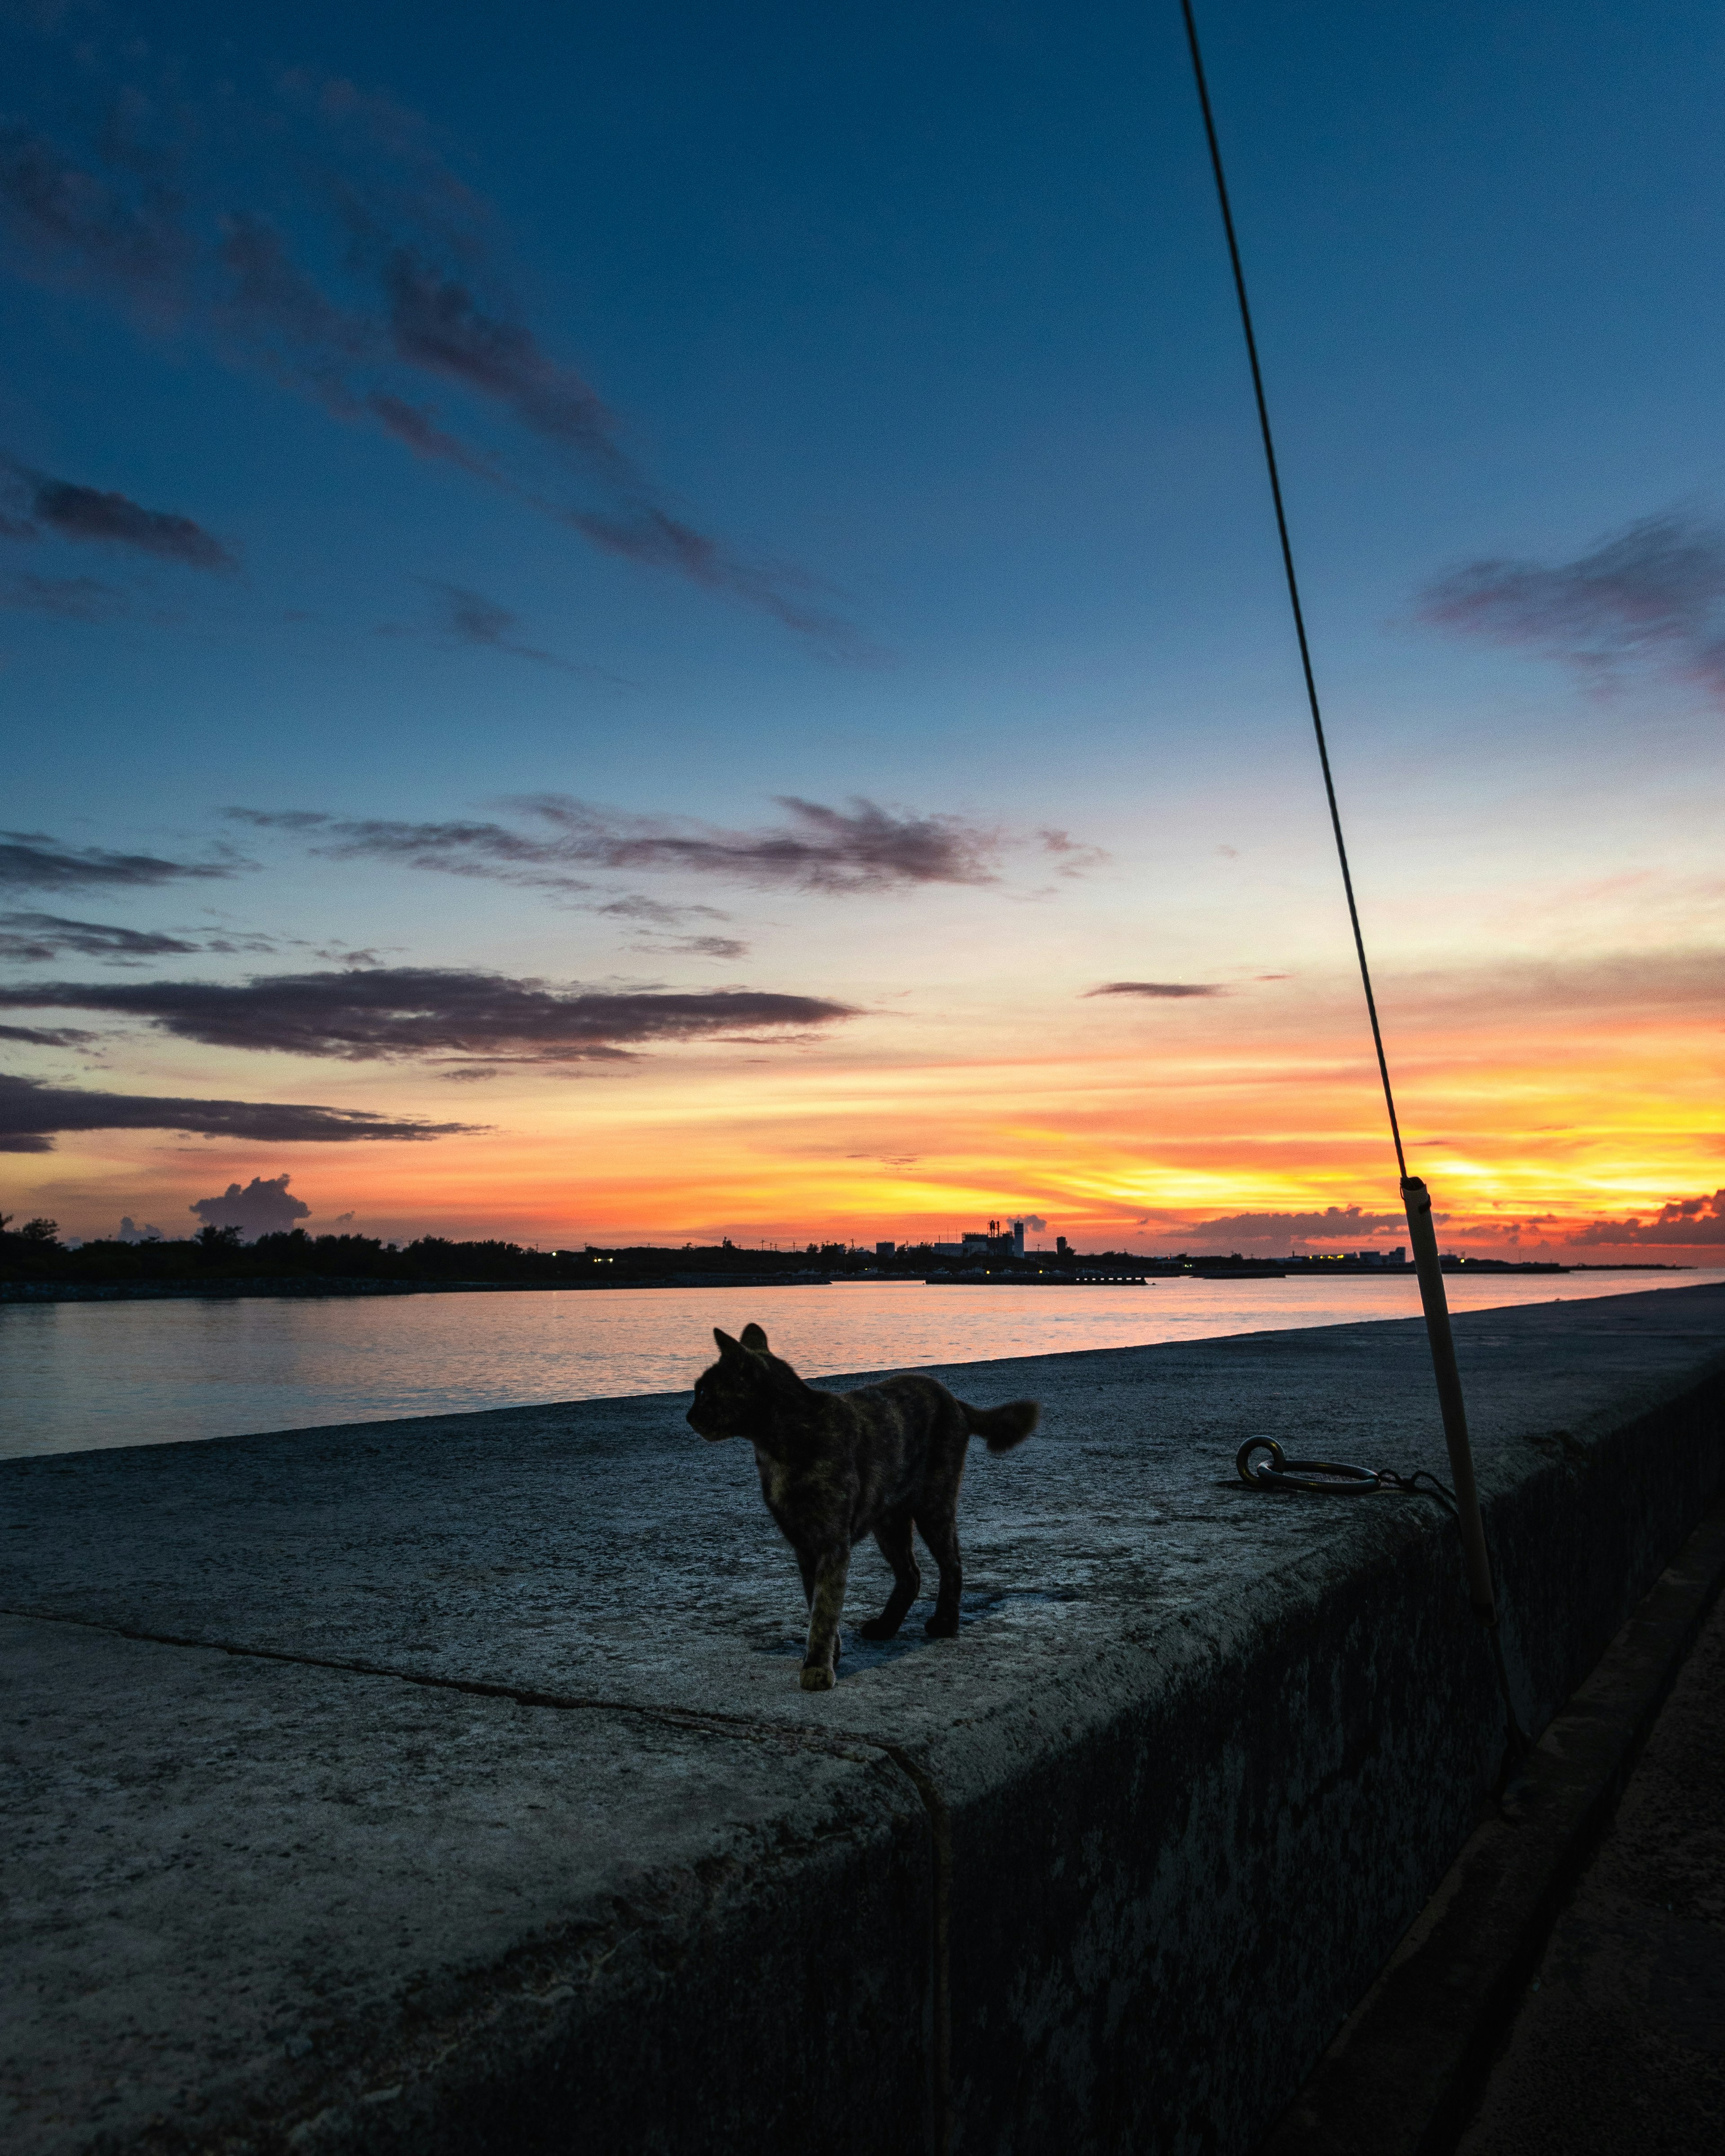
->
17;942;1719;1262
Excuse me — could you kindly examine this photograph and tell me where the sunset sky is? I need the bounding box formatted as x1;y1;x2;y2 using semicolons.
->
2;0;1721;1259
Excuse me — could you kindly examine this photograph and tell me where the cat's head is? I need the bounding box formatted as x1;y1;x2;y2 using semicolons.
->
686;1322;781;1441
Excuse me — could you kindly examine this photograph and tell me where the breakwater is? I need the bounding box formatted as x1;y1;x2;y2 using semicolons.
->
4;1285;1723;2154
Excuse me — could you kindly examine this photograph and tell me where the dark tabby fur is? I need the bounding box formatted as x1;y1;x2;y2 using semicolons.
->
687;1322;1039;1691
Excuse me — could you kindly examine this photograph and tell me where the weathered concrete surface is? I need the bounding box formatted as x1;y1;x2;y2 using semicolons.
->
3;1284;1723;2155
3;1619;931;2156
1457;1558;1725;2154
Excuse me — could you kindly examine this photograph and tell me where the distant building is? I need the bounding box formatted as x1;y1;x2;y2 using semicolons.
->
876;1240;895;1258
932;1218;1027;1260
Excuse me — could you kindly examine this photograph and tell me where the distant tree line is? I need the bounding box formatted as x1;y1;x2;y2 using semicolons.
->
1;1214;1230;1292
0;1219;954;1289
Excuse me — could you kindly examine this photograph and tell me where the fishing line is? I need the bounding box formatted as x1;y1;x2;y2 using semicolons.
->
1178;1;1527;1770
1177;0;1404;1178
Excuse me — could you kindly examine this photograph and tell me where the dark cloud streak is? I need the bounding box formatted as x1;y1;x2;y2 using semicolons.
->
32;477;235;567
1418;509;1725;700
0;1071;477;1153
0;910;205;962
1084;981;1225;999
563;506;855;644
0;832;240;892
377;247;621;465
377;579;594;674
0;1022;99;1047
513;794;1004;892
229;794;1011;896
1571;1189;1725;1247
0;570;127;618
0;965;860;1063
1;454;237;570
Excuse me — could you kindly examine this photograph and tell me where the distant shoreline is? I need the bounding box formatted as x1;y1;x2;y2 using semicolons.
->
0;1274;838;1304
0;1264;1694;1308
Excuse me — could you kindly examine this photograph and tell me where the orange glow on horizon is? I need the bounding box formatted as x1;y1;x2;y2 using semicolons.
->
16;948;1721;1260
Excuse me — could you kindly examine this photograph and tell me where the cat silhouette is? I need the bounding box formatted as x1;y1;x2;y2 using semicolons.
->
688;1322;1039;1689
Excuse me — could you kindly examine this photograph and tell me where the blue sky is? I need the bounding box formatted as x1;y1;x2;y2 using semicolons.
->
2;0;1722;1251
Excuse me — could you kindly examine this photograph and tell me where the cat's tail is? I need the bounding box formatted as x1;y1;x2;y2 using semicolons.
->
960;1398;1040;1454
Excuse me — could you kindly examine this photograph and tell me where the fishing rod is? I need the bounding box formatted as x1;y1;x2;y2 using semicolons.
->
1177;1;1506;1655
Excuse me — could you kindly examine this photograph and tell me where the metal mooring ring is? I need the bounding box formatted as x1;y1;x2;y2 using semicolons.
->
1236;1436;1383;1495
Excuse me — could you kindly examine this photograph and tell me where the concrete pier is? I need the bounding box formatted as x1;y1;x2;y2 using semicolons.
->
4;1285;1723;2155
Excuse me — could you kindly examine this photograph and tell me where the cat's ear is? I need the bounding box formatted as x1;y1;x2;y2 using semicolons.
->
739;1322;769;1352
713;1327;740;1355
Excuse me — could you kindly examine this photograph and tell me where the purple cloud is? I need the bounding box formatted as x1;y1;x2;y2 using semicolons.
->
189;1174;312;1236
1570;1189;1725;1247
1419;509;1725;700
374;579;600;675
0;964;860;1064
0;832;239;892
229;794;1011;895
1084;981;1225;999
0;913;194;961
1;455;236;570
0;1071;476;1153
515;794;1004;892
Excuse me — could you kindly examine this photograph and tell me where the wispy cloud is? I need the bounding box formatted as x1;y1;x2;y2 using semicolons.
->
228;806;598;900
592;892;727;927
0;1070;478;1153
1084;981;1225;999
1038;828;1109;878
1418;508;1725;699
1570;1189;1725;1247
376;579;603;675
229;794;1016;895
0;910;204;962
641;934;750;960
0;24;849;639
562;506;854;643
1;452;237;569
0;1021;99;1047
0;964;860;1064
518;796;1006;892
0;831;241;892
1170;1206;1417;1254
0;570;127;618
1190;1206;1411;1237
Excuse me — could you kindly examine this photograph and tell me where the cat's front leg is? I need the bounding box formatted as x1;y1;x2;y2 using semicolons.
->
794;1546;841;1665
800;1546;851;1691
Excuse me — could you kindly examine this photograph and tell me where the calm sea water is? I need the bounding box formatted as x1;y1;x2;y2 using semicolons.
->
4;1270;1719;1460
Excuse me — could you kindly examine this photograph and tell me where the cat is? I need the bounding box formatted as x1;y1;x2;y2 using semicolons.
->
687;1322;1039;1690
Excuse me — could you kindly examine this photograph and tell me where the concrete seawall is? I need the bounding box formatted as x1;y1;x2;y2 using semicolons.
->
4;1285;1723;2155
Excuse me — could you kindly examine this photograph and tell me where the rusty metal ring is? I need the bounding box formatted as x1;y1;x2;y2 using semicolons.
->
1235;1435;1382;1494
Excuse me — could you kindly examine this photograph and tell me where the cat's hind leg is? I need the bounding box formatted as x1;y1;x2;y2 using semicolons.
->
917;1511;964;1638
859;1504;920;1639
